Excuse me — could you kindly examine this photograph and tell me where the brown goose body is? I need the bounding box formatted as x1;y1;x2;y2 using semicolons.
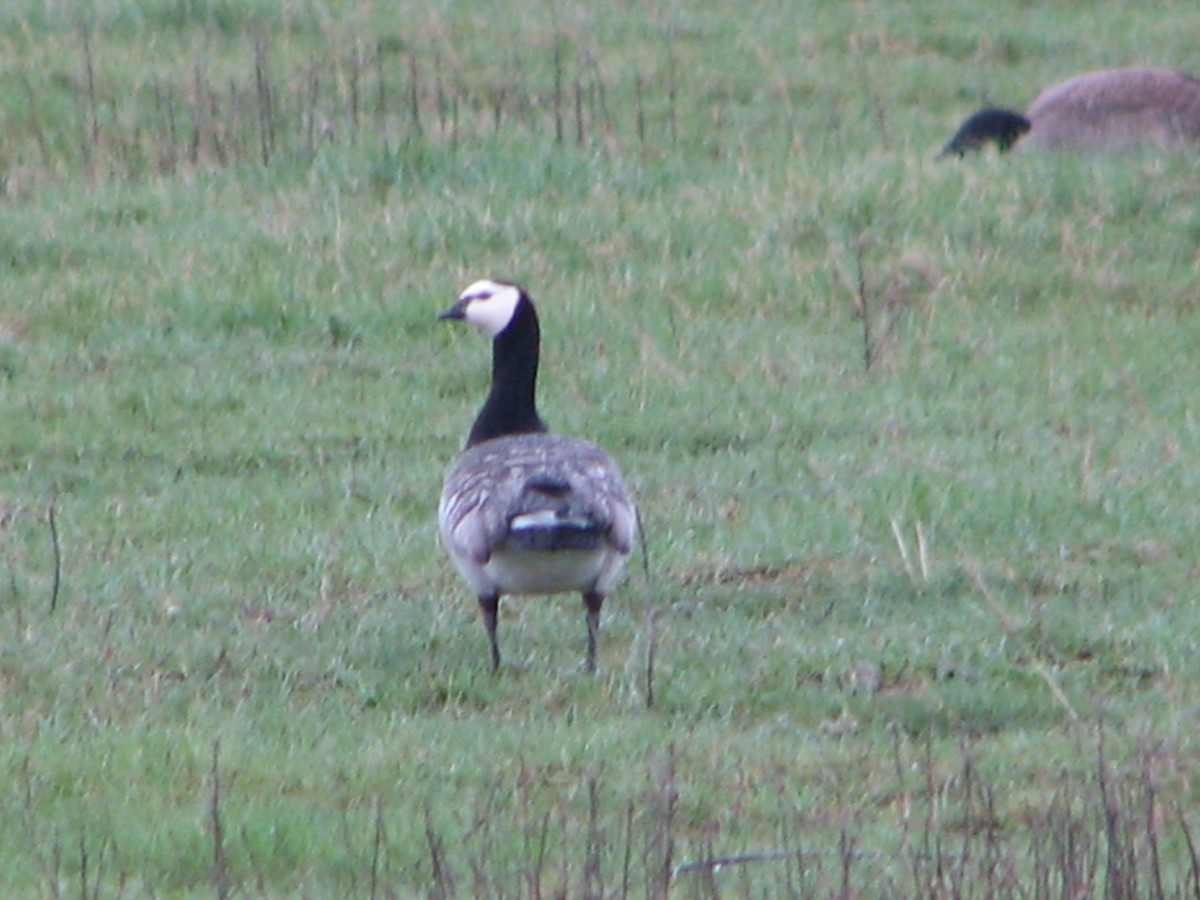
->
1021;67;1200;152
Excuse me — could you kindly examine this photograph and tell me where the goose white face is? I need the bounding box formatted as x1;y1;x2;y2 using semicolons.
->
456;280;523;337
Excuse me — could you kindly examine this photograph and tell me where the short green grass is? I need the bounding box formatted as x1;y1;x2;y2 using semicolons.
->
3;0;1200;895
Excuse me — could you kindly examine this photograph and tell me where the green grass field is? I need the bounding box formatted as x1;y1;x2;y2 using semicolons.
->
3;0;1200;895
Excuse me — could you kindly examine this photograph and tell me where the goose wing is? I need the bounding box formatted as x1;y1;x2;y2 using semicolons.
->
439;433;636;565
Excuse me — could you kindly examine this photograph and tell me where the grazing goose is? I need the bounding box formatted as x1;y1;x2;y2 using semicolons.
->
437;279;637;673
939;67;1200;157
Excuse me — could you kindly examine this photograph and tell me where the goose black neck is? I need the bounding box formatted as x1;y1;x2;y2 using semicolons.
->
939;107;1031;157
466;297;547;447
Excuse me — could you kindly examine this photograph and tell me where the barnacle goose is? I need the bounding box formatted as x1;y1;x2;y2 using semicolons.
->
437;279;637;672
939;67;1200;157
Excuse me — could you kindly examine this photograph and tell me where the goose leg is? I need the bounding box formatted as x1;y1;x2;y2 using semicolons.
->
583;591;604;674
478;594;501;672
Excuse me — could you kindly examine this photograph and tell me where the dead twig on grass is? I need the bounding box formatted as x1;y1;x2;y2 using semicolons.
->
47;501;61;614
210;740;229;900
837;234;919;372
79;25;100;176
634;506;657;709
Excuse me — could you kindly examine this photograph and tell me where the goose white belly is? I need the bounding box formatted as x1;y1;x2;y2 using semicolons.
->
487;545;615;595
448;543;623;597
